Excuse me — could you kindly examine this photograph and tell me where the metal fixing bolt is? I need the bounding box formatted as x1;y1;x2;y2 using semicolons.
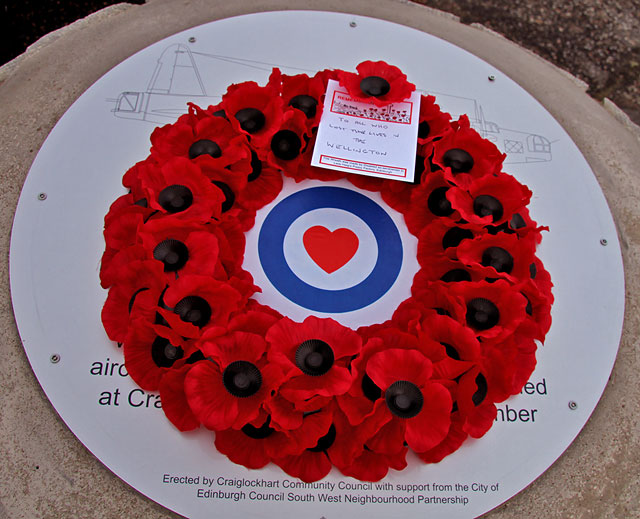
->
488;75;496;82
600;238;608;246
349;21;357;28
568;401;577;410
50;354;61;364
37;192;47;201
188;37;196;43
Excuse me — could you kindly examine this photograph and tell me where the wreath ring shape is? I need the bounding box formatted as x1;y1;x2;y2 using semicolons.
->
100;60;553;483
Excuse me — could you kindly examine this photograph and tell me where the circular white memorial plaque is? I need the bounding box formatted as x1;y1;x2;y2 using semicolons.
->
9;10;624;519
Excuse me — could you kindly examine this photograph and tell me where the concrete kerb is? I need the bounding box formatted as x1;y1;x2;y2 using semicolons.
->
1;1;639;518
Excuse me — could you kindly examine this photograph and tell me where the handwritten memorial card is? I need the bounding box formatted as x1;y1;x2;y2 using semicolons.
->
311;79;420;182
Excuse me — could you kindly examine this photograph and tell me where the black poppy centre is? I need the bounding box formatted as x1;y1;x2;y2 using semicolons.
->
474;195;503;222
466;297;500;330
443;148;474;173
153;239;189;272
289;95;318;118
223;360;263;397
307;424;337;452
235;108;265;134
385;380;424;418
174;295;211;328
428;186;454;217
158;184;193;213
361;373;382;401
295;339;334;376
360;76;391;97
271;130;302;160
241;416;275;439
151;336;184;368
482;246;514;274
212;181;235;212
189;139;222;159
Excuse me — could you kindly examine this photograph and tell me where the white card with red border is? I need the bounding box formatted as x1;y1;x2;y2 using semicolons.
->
311;79;420;182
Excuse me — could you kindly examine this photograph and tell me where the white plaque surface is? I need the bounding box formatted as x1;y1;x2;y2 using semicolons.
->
10;11;624;519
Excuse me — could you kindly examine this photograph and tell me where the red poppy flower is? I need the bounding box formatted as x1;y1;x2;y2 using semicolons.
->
452;173;531;227
416;219;487;263
451;183;531;236
237;151;284;211
208;219;247;278
528;255;554;296
448;280;528;340
414;256;485;286
102;205;148;253
271;406;337;482
365;348;452;452
122;158;157;202
454;366;498;438
378;156;426;213
103;192;153;227
159;274;245;338
338;329;419;426
272;69;328;130
416;413;468;463
432;115;506;187
221;81;284;149
124;318;195;391
137;157;226;222
101;259;166;343
404;169;461;235
201;165;257;231
340;444;408;482
456;231;537;283
264;109;311;176
226;303;283;336
99;243;148;289
417;95;452;149
159;364;200;432
480;335;537;402
417;314;481;380
337;61;416;106
150;110;252;175
511;278;553;342
395;282;467;330
100;196;150;288
273;403;374;482
266;316;361;401
137;217;222;280
214;412;305;469
184;331;284;430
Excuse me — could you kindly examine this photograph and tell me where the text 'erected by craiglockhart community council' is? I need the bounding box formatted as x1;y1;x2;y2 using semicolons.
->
162;474;504;507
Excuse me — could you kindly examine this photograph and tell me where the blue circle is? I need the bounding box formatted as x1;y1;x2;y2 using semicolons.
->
258;186;402;312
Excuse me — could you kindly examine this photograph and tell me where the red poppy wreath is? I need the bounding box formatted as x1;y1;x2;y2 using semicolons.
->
100;60;553;483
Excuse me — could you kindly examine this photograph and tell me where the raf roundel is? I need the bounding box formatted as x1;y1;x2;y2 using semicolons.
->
258;186;403;313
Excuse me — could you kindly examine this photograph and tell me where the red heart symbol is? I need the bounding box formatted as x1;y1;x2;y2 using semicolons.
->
303;226;359;274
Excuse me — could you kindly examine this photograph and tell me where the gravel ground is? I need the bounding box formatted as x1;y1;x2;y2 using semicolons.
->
3;0;639;124
411;0;640;124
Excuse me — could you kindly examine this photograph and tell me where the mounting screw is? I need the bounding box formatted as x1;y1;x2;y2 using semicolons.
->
488;75;496;82
568;401;577;410
37;192;47;201
50;354;61;364
600;238;608;246
188;37;196;43
349;21;357;28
